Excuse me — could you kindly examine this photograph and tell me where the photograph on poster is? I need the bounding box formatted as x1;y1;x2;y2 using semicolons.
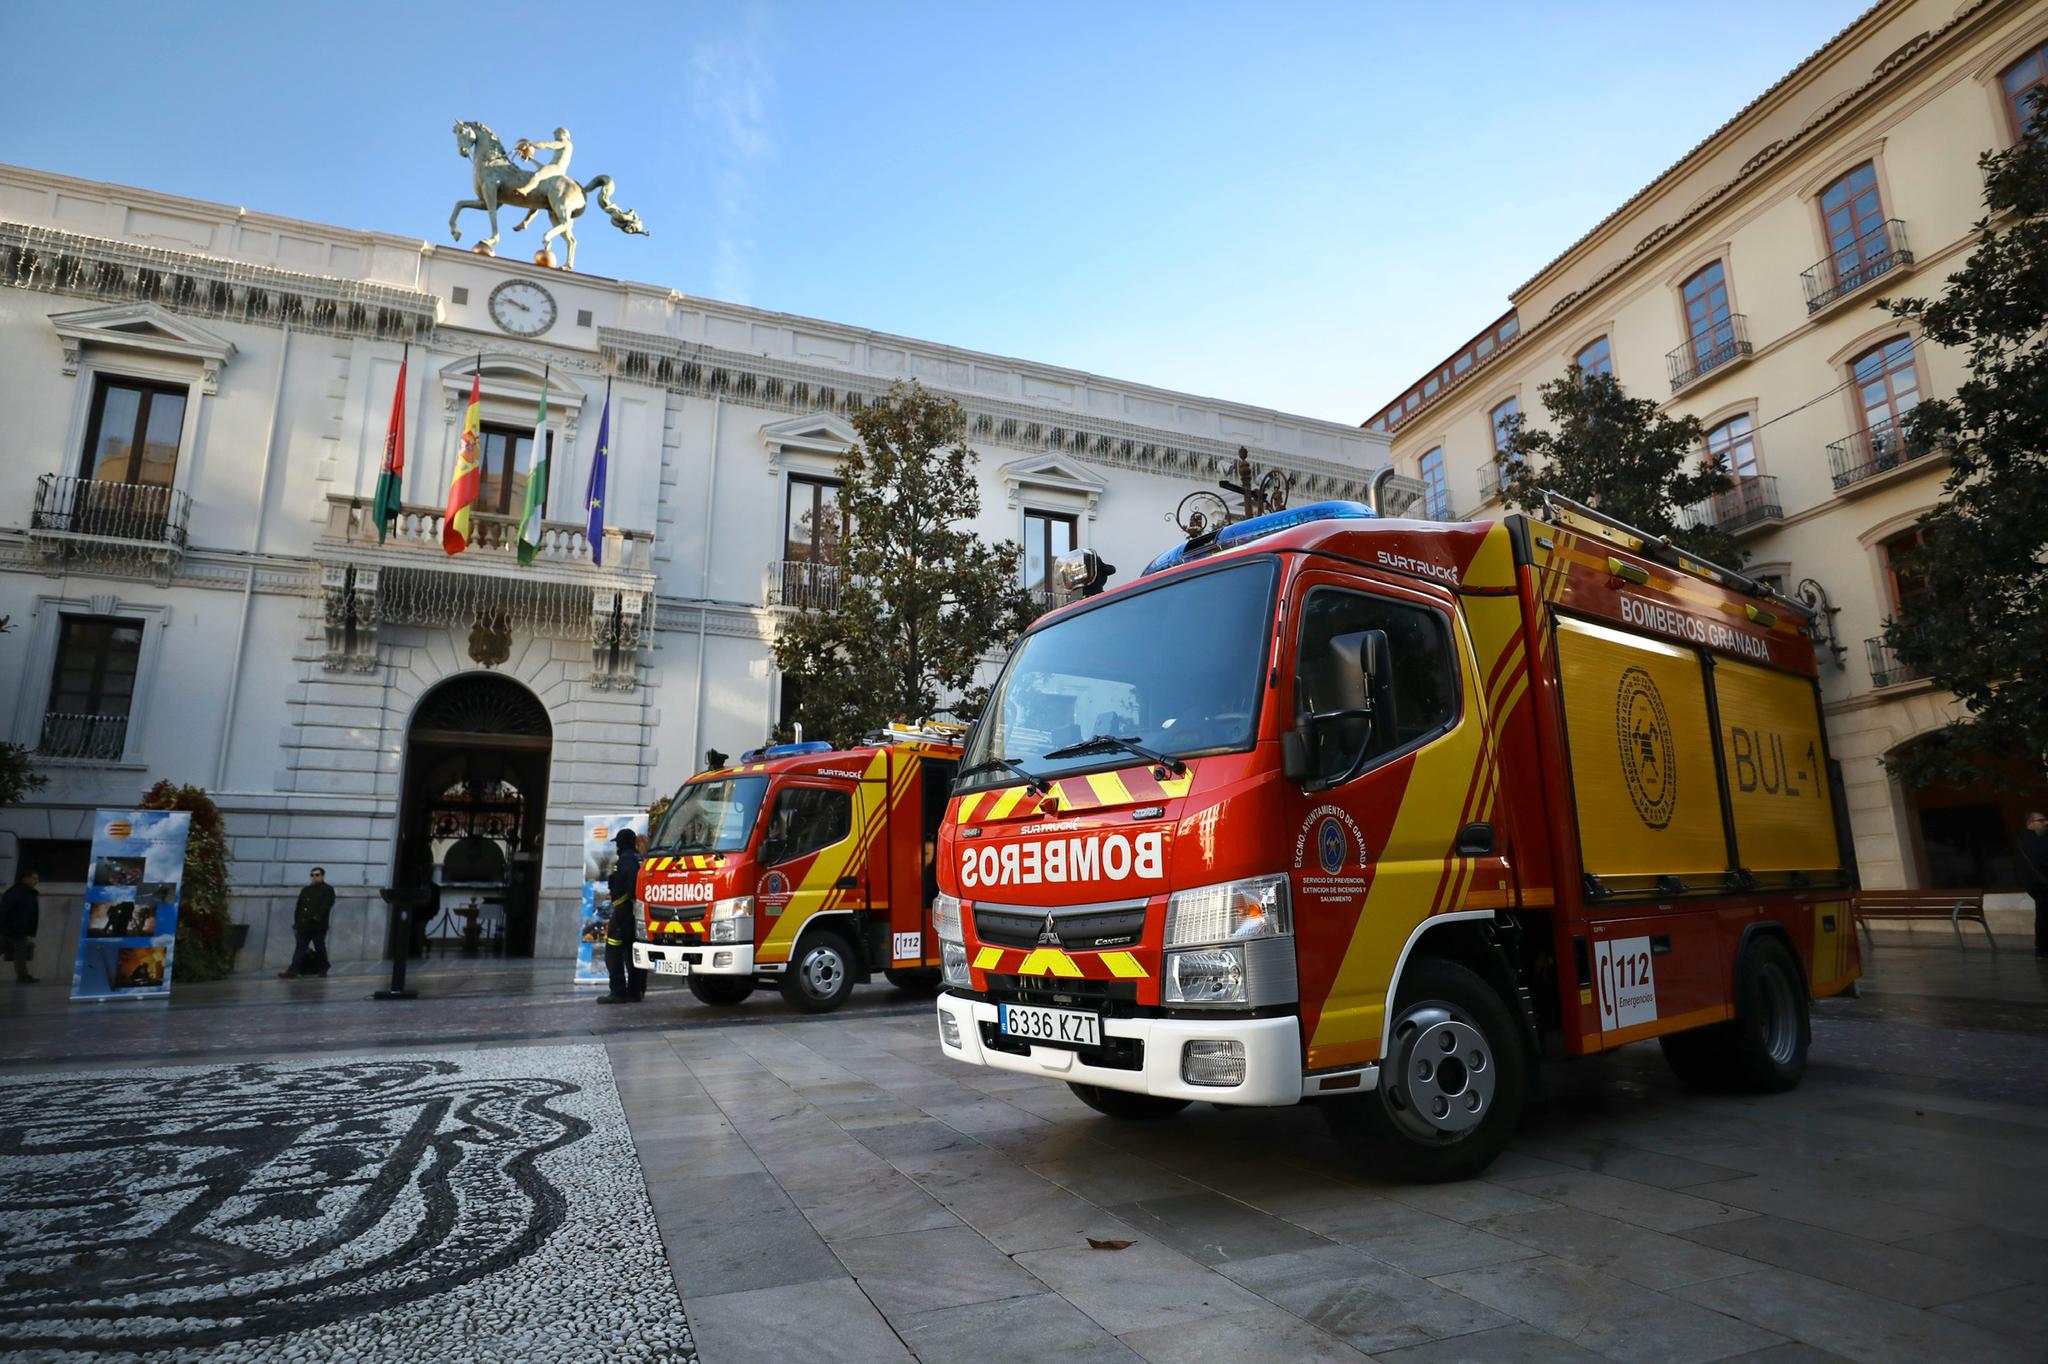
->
91;856;146;888
87;902;157;938
116;946;168;988
139;881;178;906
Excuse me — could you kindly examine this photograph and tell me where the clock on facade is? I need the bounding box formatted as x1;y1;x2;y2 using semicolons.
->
488;280;557;337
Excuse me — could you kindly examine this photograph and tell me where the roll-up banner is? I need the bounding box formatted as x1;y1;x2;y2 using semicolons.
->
73;809;192;1002
576;813;647;985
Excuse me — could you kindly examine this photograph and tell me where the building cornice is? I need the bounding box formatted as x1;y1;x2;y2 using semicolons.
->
598;326;1381;500
0;219;440;344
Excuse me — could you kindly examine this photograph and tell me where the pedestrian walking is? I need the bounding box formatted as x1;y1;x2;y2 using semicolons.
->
279;867;335;980
2019;810;2048;959
599;828;646;1003
0;869;41;984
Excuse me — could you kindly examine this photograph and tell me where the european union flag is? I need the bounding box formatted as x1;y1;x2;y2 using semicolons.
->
585;388;610;567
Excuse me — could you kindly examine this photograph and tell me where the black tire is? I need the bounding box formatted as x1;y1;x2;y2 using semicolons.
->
883;967;943;997
1322;957;1527;1183
1068;1082;1190;1120
686;974;755;1007
1660;934;1808;1093
779;928;857;1014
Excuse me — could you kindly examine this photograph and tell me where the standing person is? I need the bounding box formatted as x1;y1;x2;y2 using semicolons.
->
279;867;335;980
0;870;41;984
2019;811;2048;959
599;828;647;1003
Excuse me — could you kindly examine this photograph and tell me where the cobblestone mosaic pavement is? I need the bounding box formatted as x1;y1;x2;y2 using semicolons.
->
0;1047;693;1364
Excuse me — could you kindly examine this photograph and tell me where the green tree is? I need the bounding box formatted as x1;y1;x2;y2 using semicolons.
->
1499;368;1743;566
1876;93;2048;788
0;617;47;807
772;382;1032;747
140;781;235;982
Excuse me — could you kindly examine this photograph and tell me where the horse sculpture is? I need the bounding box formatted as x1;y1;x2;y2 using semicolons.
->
448;121;650;271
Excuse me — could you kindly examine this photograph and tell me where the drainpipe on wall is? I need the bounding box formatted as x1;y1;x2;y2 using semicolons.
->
687;396;723;773
213;322;291;791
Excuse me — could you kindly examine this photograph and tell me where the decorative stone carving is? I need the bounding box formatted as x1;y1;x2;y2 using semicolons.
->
588;587;643;691
319;562;381;672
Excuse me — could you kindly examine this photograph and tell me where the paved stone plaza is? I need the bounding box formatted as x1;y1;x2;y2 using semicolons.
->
2;940;2044;1362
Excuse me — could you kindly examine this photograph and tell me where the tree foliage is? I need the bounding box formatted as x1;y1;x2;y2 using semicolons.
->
1877;94;2048;788
1499;369;1742;566
772;382;1032;747
139;780;235;982
0;617;47;808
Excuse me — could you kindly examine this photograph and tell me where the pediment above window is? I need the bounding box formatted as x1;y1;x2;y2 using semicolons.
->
437;354;589;413
50;303;235;393
998;454;1107;514
760;413;859;475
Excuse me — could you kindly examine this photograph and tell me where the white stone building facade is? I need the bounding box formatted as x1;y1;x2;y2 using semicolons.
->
0;164;1390;973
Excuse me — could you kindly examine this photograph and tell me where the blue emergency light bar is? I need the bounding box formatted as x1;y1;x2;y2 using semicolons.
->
738;740;834;762
1142;500;1377;577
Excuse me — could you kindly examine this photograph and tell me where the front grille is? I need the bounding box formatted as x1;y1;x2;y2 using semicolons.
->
979;1020;1143;1071
983;974;1139;1015
975;903;1147;951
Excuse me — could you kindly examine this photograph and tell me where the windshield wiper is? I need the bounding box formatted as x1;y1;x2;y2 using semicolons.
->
1041;734;1188;776
956;755;1047;793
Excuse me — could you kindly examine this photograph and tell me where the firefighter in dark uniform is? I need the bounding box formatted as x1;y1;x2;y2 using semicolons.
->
599;827;647;1003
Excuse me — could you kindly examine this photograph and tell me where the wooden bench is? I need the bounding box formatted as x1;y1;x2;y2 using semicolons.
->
1854;889;1994;949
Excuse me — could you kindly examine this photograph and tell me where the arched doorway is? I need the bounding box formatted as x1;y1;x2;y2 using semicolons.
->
392;673;553;958
1888;736;2046;890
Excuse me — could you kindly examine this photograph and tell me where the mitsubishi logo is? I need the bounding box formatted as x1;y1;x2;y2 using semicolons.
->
1036;912;1061;946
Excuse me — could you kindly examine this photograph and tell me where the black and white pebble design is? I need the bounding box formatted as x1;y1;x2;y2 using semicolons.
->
0;1047;695;1363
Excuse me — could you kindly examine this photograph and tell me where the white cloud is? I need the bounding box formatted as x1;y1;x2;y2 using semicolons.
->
689;7;774;304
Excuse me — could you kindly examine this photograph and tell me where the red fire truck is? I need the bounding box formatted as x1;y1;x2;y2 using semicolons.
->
932;496;1858;1180
635;725;962;1013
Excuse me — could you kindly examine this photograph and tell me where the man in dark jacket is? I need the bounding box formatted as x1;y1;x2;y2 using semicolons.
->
2019;811;2048;959
599;828;646;1003
280;867;335;980
0;870;41;984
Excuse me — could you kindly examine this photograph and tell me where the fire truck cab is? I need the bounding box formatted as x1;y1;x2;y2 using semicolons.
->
932;498;1858;1180
636;724;962;1013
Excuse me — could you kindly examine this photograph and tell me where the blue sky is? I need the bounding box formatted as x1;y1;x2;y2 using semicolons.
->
4;1;1866;424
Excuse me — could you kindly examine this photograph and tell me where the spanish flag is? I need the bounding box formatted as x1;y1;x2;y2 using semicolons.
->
444;364;482;555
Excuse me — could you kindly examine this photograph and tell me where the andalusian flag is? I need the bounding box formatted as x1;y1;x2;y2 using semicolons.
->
516;365;550;566
585;382;611;567
444;363;482;555
372;345;407;543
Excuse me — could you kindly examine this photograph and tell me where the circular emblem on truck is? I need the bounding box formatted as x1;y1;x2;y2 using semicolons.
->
1615;666;1675;829
1316;816;1348;874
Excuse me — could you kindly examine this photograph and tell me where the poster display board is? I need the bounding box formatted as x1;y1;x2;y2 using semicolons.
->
72;809;192;1002
576;813;648;985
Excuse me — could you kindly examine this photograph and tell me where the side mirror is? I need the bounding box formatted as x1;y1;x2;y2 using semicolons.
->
1290;628;1392;789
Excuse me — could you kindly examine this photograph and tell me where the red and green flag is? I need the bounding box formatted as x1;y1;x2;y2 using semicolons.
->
372;345;407;543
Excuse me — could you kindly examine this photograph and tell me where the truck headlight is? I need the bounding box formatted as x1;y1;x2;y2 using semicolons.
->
941;938;970;988
707;895;755;944
1163;946;1246;1004
1163;874;1290;948
934;891;964;945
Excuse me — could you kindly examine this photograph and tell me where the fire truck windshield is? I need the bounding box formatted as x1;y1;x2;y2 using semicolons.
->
648;775;769;855
962;559;1277;790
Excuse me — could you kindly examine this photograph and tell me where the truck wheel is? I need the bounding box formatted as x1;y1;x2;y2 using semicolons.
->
1322;957;1526;1183
1068;1083;1190;1120
687;975;755;1007
1660;935;1808;1093
884;968;943;997
780;929;857;1014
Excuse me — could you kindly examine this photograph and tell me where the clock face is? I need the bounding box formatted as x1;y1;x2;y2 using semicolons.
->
488;280;557;337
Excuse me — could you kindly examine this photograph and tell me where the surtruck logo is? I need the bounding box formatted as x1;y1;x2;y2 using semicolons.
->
1615;666;1676;829
958;830;1164;889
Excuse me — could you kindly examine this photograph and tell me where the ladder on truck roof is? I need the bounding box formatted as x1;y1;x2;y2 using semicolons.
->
1537;491;1813;625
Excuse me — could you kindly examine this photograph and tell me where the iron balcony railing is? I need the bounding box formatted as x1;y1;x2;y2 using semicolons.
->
1827;415;1931;491
772;558;844;611
32;474;192;548
1666;314;1754;391
1866;637;1924;690
38;712;129;761
1682;475;1783;534
1475;459;1509;504
1802;219;1913;313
